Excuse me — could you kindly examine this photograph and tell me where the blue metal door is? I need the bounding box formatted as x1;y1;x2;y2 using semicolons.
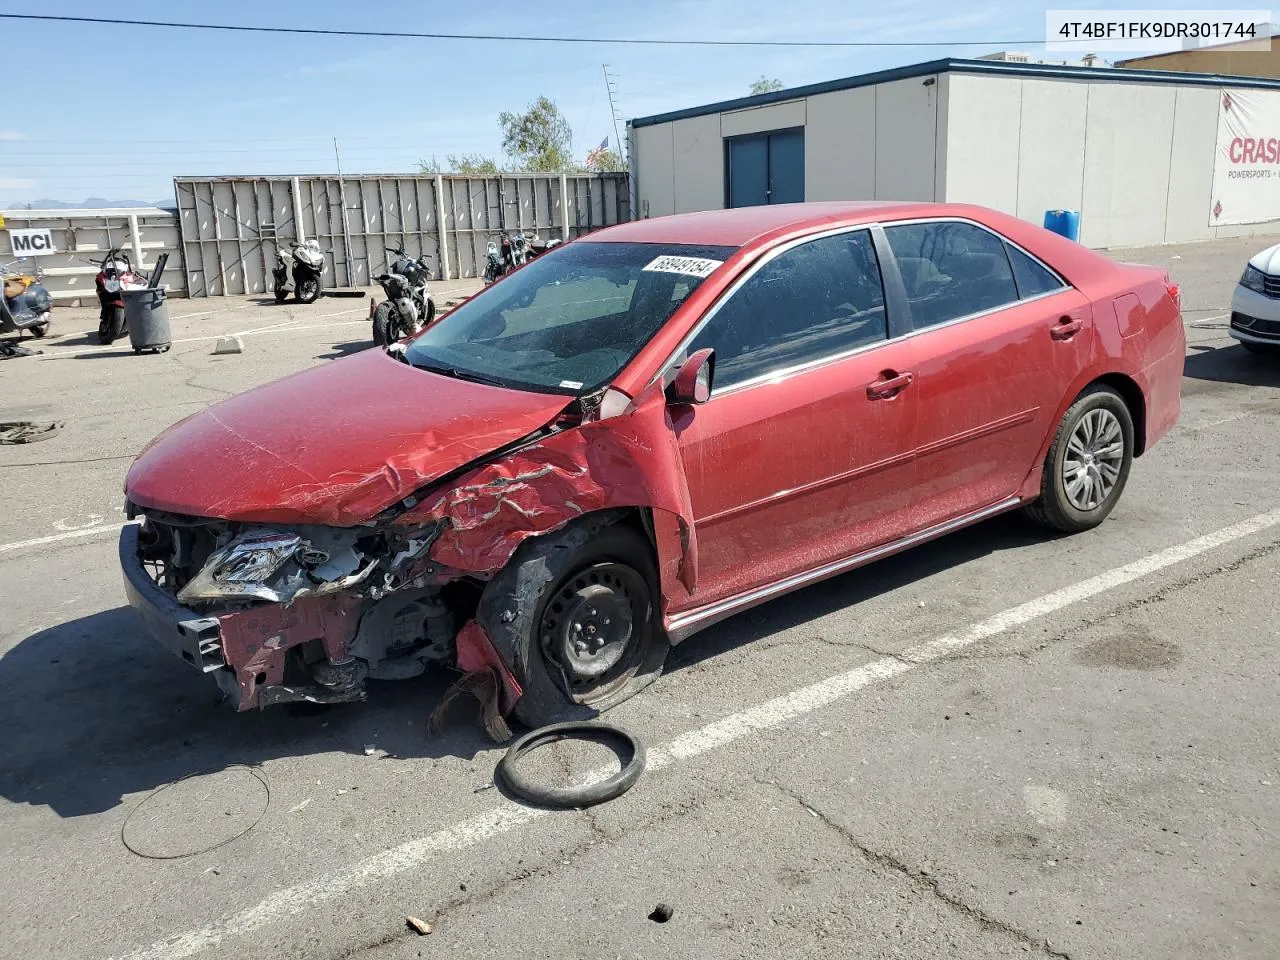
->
726;128;805;208
767;129;804;204
727;136;769;208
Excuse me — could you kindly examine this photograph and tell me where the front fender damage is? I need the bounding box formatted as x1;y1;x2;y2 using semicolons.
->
400;381;699;603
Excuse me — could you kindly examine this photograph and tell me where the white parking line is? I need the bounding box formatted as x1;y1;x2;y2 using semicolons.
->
116;506;1280;960
0;523;127;555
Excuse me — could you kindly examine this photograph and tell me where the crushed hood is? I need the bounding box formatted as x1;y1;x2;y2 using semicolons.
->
125;348;572;525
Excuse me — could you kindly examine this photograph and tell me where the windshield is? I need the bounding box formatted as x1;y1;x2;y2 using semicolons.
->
403;241;736;394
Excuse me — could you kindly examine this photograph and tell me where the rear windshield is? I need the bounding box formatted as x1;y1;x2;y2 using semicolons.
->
403;241;736;395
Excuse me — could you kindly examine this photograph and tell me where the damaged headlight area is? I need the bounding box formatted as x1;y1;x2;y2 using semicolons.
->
176;529;380;604
130;507;446;609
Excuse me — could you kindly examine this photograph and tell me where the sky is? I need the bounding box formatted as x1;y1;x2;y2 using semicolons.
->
0;0;1248;204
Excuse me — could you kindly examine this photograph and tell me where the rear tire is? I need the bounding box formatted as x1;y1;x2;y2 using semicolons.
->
1024;385;1134;534
98;306;124;345
371;301;397;346
1240;339;1280;356
477;518;669;729
274;285;288;303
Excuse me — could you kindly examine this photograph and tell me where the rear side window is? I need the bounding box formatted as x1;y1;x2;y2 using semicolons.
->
1005;242;1066;299
884;221;1019;329
688;229;888;390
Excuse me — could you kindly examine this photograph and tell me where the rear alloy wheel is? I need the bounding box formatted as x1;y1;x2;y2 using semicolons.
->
1024;385;1134;534
477;519;669;728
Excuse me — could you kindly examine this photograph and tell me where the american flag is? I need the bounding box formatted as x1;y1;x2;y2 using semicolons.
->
586;136;610;169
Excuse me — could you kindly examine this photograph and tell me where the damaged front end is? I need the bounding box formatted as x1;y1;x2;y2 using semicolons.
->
121;507;464;709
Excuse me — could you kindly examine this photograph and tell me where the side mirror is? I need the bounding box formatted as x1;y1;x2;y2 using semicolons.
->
667;348;714;405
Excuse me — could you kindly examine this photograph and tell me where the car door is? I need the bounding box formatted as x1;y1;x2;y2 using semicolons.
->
882;219;1091;531
666;227;922;612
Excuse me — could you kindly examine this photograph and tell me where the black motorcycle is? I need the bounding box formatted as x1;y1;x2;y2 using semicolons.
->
371;247;435;346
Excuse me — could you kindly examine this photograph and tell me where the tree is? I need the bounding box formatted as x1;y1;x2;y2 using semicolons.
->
416;154;501;175
499;96;574;172
750;76;784;94
586;148;627;173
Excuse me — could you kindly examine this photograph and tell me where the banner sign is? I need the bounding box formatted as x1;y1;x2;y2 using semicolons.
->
1210;87;1280;226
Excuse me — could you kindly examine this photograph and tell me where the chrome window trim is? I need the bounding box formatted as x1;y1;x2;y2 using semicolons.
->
652;216;1073;400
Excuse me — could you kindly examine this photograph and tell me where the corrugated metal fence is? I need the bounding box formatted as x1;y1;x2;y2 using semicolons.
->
174;173;630;298
0;207;185;304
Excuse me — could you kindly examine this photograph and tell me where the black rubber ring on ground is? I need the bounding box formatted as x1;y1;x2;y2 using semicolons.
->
496;721;646;810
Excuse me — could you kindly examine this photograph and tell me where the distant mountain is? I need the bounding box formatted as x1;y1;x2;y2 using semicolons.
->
0;197;176;211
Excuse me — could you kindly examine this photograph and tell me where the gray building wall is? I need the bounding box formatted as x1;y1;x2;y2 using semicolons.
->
630;64;1280;249
631;73;947;218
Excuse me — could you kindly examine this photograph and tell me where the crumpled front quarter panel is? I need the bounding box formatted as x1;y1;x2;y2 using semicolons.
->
400;382;699;607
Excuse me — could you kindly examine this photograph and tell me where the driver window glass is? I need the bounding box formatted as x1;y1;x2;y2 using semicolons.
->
687;229;888;391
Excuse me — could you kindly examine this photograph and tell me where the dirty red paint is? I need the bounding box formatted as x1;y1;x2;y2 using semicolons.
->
124;347;571;526
122;201;1185;715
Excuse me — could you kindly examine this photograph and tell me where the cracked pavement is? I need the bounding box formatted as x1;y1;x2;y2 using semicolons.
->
3;239;1280;959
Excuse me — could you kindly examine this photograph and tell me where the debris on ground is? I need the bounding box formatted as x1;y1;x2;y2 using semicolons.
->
363;744;377;756
430;667;512;743
496;722;646;810
0;342;42;359
406;916;433;935
648;904;674;923
0;420;64;444
212;335;244;355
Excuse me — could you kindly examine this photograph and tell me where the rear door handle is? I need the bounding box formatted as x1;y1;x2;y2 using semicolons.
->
867;371;914;399
1051;316;1084;340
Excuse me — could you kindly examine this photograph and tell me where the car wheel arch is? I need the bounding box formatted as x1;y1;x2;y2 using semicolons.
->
1019;369;1149;501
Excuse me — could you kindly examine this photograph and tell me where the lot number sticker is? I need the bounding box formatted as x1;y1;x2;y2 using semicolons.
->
642;255;722;278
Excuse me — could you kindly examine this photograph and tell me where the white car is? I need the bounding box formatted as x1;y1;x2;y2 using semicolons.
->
1231;243;1280;354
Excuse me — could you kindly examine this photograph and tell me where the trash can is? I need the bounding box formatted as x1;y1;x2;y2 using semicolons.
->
124;287;172;354
1043;209;1080;242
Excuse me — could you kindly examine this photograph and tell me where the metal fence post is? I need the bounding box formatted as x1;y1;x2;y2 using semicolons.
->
127;213;144;270
559;173;570;241
434;175;451;280
291;177;306;243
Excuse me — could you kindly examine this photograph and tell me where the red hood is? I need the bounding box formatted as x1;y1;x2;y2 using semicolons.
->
125;348;571;525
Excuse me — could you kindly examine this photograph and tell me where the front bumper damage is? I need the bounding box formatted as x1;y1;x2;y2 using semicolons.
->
121;524;370;709
121;379;698;716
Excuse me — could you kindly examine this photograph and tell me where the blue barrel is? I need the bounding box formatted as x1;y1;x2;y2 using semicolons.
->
1043;209;1080;241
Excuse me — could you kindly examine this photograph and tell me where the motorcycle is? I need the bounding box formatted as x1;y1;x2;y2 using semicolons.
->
371;246;435;346
272;239;326;304
93;249;148;345
1;259;52;339
482;231;563;285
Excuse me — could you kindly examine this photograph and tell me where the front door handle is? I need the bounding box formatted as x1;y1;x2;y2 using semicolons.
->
867;371;914;399
1051;316;1084;340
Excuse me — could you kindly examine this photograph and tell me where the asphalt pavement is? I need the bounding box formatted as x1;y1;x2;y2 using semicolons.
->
1;240;1279;960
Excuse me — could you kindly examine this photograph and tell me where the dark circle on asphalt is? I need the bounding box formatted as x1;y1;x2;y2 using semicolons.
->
1076;624;1183;671
121;765;271;859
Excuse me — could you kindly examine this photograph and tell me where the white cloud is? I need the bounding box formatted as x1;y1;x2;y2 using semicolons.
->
0;130;26;141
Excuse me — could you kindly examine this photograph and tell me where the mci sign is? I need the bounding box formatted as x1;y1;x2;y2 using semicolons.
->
8;227;56;256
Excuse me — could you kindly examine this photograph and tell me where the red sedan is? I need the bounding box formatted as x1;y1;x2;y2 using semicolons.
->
120;202;1185;726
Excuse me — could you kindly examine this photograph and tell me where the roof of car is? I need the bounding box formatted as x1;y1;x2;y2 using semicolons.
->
585;201;939;247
